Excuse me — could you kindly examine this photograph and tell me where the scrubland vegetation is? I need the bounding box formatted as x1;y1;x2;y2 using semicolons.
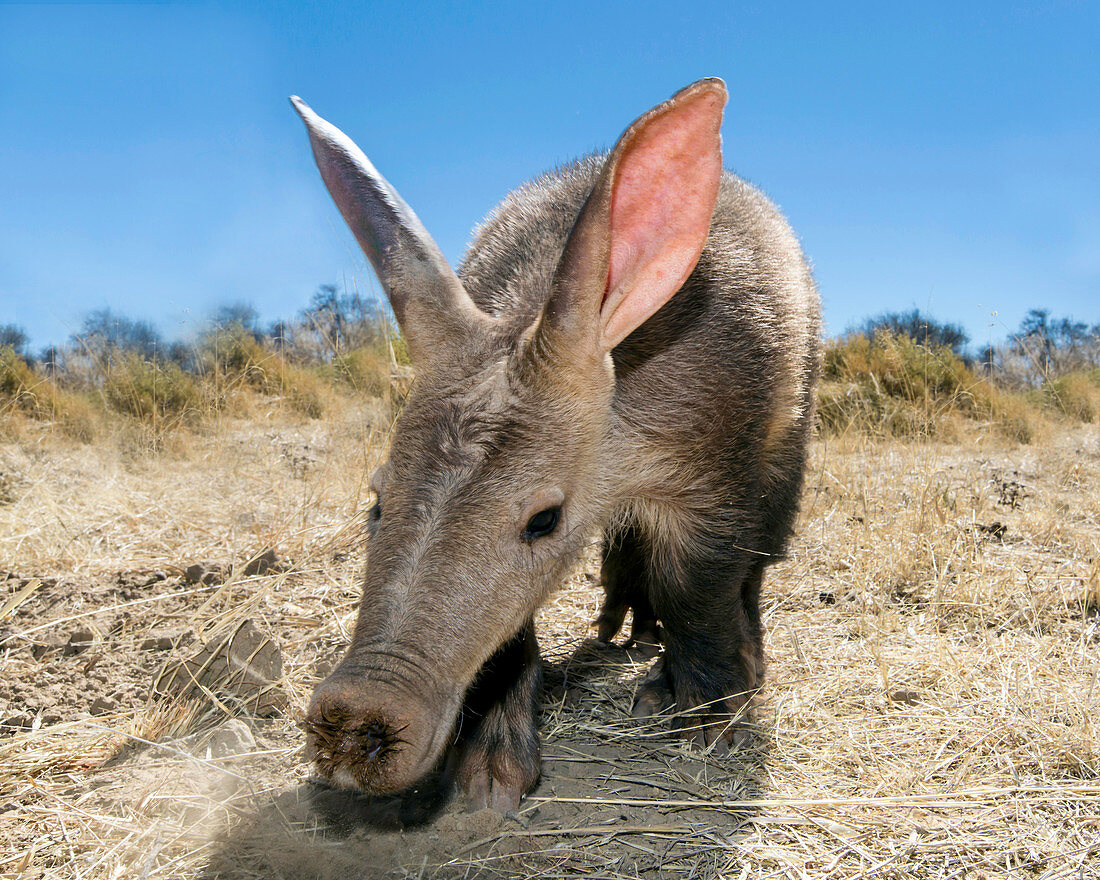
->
0;289;409;450
3;302;1098;452
819;310;1100;443
1;300;1098;879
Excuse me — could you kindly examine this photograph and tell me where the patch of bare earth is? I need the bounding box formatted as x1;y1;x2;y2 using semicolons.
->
1;413;1097;879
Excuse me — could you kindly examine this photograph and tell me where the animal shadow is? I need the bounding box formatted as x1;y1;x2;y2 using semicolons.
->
199;640;770;879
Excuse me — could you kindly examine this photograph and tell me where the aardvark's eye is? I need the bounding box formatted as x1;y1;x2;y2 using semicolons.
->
523;506;560;541
366;499;382;538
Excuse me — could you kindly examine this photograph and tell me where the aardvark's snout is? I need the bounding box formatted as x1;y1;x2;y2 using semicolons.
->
305;670;459;794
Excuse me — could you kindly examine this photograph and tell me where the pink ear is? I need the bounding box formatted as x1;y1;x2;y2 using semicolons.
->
599;83;726;351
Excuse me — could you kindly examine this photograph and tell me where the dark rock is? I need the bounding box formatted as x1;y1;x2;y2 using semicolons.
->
183;564;206;584
64;628;95;655
977;521;1007;540
183;562;227;586
140;628;190;652
30;642;54;660
889;689;922;706
2;713;32;733
90;696;118;715
240;549;279;577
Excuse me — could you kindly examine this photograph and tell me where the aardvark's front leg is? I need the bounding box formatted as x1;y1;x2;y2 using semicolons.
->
450;619;541;812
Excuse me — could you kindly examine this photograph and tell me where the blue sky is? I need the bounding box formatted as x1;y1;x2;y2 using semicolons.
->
1;1;1097;352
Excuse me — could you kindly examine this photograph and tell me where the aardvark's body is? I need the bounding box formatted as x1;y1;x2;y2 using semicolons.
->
293;79;820;811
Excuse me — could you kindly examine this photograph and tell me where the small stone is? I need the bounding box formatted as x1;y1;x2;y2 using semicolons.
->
183;564;206;584
90;696;118;715
889;689;922;706
141;635;176;651
64;628;95;655
241;549;279;577
183;562;227;586
207;719;256;757
31;642;60;660
978;521;1007;540
2;713;32;733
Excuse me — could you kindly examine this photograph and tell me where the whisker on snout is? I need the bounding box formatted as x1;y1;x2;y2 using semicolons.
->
304;709;405;776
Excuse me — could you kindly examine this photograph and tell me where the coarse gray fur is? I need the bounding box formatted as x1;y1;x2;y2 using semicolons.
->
296;80;820;813
462;153;820;562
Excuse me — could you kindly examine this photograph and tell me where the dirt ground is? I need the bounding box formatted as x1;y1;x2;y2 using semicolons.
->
1;409;1097;879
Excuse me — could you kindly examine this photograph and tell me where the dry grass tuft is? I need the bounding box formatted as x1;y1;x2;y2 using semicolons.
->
819;333;1043;442
0;346;99;442
1043;369;1100;423
199;326;332;419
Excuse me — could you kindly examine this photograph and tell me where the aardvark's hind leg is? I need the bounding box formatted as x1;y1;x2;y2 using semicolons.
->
594;526;662;658
633;552;767;750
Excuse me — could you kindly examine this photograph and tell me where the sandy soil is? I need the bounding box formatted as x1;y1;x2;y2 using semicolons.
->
1;411;1097;878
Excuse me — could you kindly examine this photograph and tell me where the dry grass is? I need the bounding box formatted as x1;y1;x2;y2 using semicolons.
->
0;347;99;443
0;328;403;455
1044;370;1100;424
819;333;1044;443
0;389;1097;877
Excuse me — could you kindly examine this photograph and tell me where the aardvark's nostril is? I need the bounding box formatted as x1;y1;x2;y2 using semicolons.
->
340;721;389;762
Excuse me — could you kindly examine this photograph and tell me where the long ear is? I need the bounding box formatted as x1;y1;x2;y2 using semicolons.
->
535;79;726;360
290;97;491;364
